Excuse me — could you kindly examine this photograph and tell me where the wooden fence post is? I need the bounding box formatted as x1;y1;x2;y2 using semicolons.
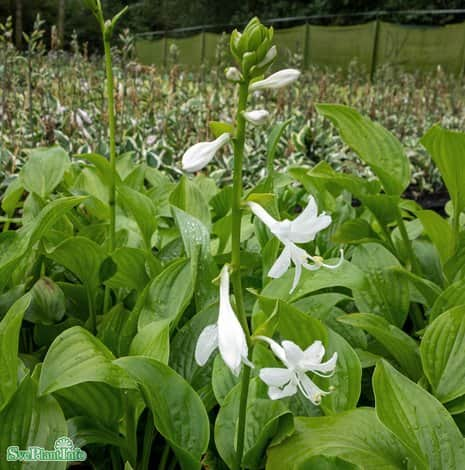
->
369;19;380;82
303;22;310;70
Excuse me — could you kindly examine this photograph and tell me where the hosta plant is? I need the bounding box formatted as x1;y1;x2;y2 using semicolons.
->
2;7;465;470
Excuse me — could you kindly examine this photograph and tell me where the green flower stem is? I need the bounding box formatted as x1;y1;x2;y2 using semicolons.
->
231;80;252;470
101;13;117;315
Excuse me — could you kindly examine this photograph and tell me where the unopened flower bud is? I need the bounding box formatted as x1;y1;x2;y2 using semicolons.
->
225;67;242;82
243;109;270;126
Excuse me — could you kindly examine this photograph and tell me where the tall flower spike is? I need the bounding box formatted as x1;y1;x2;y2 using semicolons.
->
248;197;343;293
249;69;301;92
257;336;337;405
195;265;253;376
182;133;230;173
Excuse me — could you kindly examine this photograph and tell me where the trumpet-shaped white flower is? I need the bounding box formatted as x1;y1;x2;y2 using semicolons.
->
195;265;252;376
182;133;230;173
249;69;301;92
248;197;343;293
257;336;337;404
243;109;270;126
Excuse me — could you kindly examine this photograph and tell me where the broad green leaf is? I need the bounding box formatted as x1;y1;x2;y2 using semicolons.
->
55;382;125;429
105;247;150;291
316;104;410;194
1;176;23;215
212;355;238;405
417;210;454;264
74;152;114;187
429;279;465;321
421;305;465;402
0;295;31;412
170;303;218;387
47;236;105;291
352;243;409;327
172;207;217;310
170;176;211;229
0;375;68;470
117;184;157;250
130;320;170;364
138;259;194;330
373;360;465;469
39;326;135;395
215;378;293;469
267;408;418;469
421;125;465;215
339;313;422;380
115;356;210;470
20;146;70;198
333;218;379;245
24;277;66;325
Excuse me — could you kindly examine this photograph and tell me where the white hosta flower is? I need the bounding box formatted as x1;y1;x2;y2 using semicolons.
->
243;109;270;126
225;67;242;82
258;336;337;404
249;69;301;92
182;133;230;173
248;197;343;293
77;108;92;125
195;265;252;376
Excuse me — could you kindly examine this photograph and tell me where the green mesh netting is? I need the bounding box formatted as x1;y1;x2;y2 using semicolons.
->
309;22;375;71
136;21;465;74
376;21;465;73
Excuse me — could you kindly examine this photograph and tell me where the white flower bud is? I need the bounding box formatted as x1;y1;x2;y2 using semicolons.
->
225;67;242;82
182;133;230;173
243;109;270;126
249;69;301;92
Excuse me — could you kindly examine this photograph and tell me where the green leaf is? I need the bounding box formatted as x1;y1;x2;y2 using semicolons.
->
1;176;23;215
0;295;31;412
417;210;454;265
170;176;211;229
117;184;157;250
209;121;235;138
115;356;210;470
170;303;218;386
172;207;217;310
316;104;410;195
0;375;68;470
352;243;409;327
339;313;422;380
24;277;66;325
429;279;465;321
75;152;115;187
373;360;465;469
421;305;465;402
130;320;170;364
333;218;379;245
47;236;105;292
105;247;150;291
138;259;194;330
267;408;417;469
39;326;135;395
215;378;293;469
20;146;70;198
421;125;465;215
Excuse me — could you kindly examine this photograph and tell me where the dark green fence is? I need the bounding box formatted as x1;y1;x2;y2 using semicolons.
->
135;18;465;75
